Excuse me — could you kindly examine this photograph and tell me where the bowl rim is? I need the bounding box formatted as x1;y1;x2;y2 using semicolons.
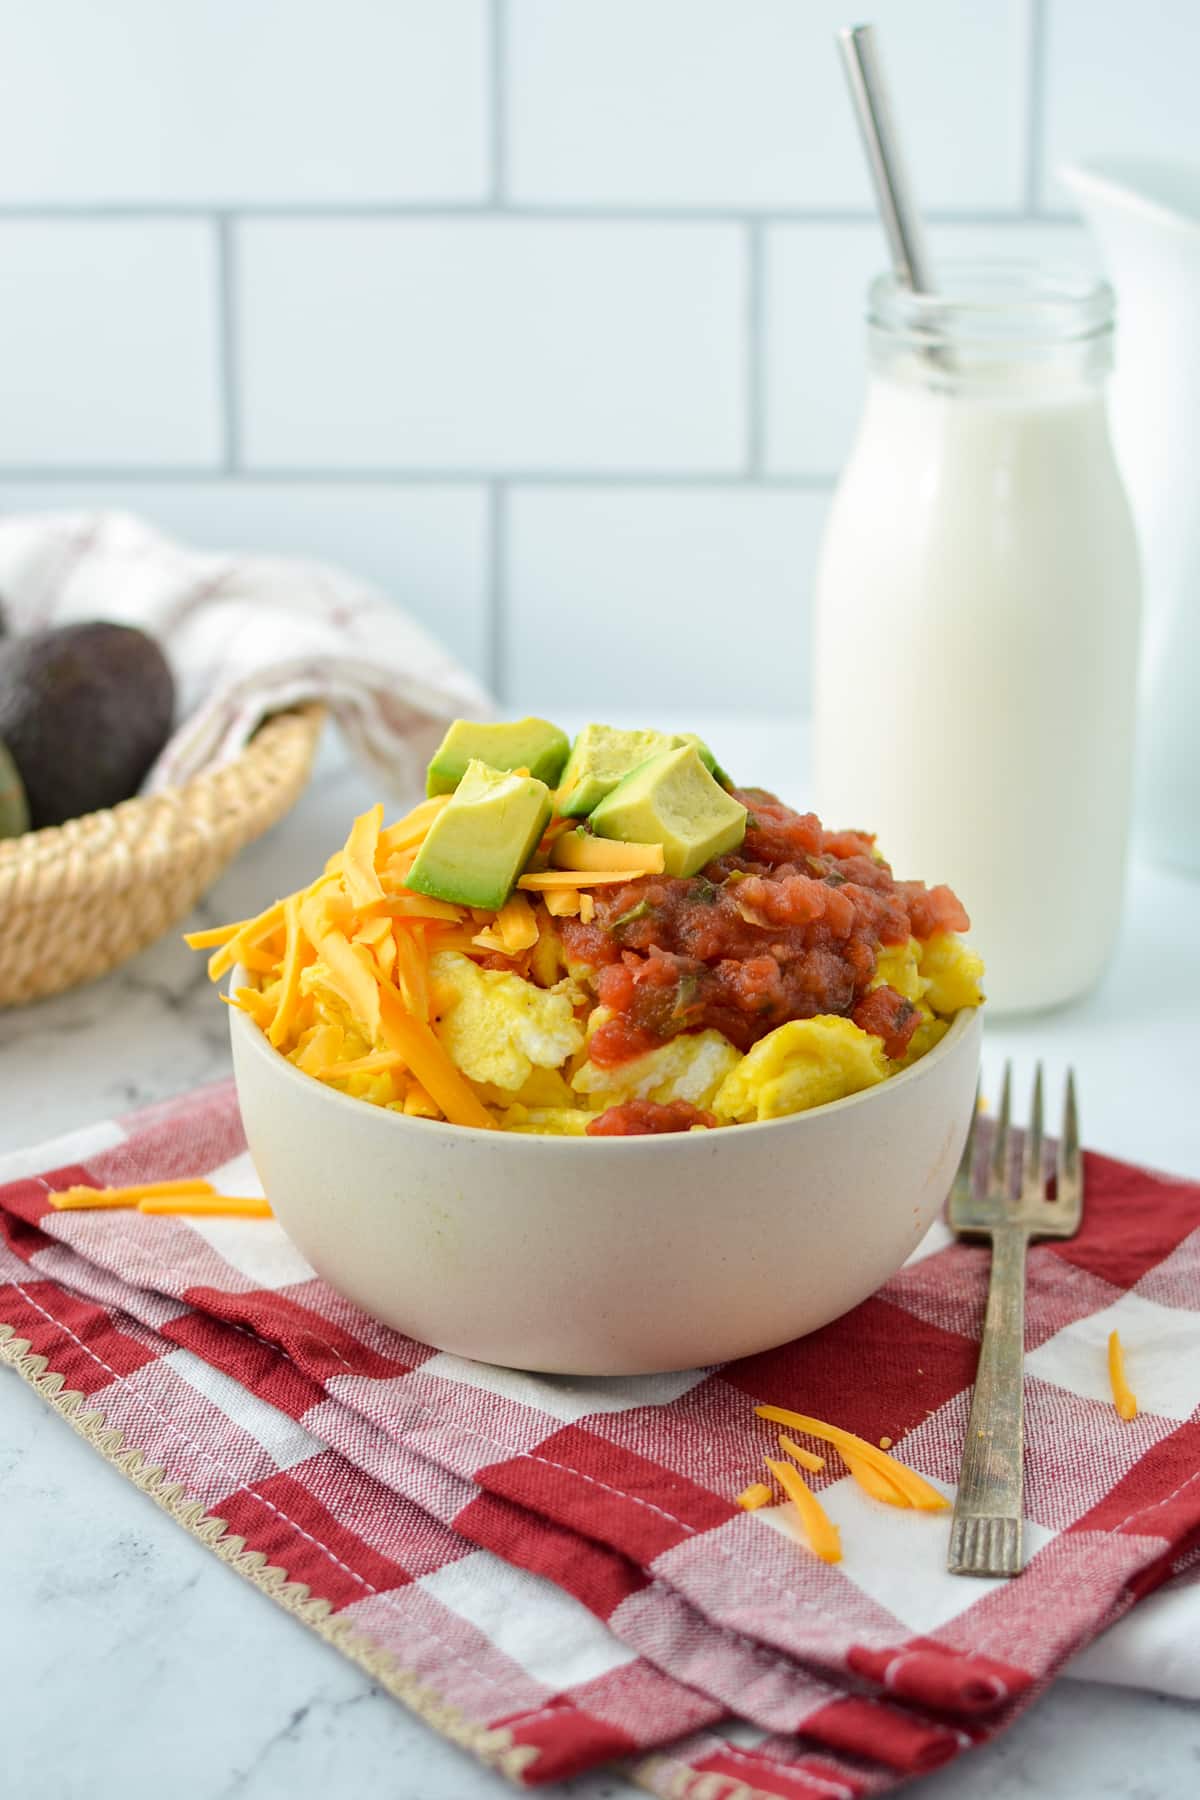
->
229;965;980;1148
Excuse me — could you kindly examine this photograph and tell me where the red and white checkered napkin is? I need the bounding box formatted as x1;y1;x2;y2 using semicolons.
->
3;1083;1199;1797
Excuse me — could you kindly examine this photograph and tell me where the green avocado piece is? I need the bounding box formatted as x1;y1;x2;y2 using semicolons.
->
675;732;732;789
556;723;680;818
589;744;747;878
408;759;552;909
0;621;174;829
0;736;30;838
425;716;569;797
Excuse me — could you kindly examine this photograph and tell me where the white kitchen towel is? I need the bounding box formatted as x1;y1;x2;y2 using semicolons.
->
0;510;492;800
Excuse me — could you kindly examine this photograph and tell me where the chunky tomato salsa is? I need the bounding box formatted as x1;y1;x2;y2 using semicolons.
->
560;788;969;1069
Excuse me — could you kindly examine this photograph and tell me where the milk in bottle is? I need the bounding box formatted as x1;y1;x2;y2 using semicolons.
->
813;266;1140;1013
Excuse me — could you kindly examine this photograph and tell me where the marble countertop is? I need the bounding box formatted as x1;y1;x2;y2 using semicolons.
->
3;715;1199;1800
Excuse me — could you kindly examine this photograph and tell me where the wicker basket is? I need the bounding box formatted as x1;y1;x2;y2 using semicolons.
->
0;706;324;1007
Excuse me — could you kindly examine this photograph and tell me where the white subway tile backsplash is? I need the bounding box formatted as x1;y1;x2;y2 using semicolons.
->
0;483;491;680
1041;0;1200;210
0;0;1181;728
765;222;1095;477
503;487;826;712
0;0;488;204
237;220;746;473
764;224;882;479
507;0;1030;211
0;223;222;469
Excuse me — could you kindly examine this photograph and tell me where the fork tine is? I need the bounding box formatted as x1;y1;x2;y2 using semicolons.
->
989;1061;1012;1200
1021;1062;1044;1202
1056;1067;1083;1226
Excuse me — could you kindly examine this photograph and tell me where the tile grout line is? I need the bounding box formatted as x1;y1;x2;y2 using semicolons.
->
745;221;766;477
487;481;508;702
0;202;1080;225
490;0;508;206
1024;0;1050;214
215;213;241;473
0;468;838;491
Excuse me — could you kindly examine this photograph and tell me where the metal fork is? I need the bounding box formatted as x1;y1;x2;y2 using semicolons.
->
946;1065;1083;1577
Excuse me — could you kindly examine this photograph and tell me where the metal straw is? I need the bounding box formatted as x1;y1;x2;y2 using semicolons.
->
837;23;934;294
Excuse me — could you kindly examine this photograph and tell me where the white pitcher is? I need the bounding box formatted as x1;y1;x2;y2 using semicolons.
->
1062;159;1200;876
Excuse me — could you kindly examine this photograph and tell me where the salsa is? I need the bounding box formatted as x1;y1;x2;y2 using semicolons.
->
586;1098;717;1137
560;788;968;1068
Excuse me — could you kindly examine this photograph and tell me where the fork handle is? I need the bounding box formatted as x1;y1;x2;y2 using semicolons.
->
948;1224;1028;1577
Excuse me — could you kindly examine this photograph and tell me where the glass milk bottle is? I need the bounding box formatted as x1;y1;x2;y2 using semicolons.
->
813;266;1140;1014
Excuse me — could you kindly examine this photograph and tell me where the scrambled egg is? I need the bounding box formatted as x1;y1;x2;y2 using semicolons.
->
294;949;970;1128
712;1016;889;1124
571;1028;741;1111
863;933;984;1071
440;928;985;1123
497;1105;596;1136
469;1066;578;1110
429;950;585;1092
919;932;986;1014
426;935;982;1130
871;936;928;1005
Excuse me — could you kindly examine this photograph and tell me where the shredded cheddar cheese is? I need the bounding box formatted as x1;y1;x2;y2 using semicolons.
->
840;1450;910;1508
764;1457;842;1563
314;1050;410;1081
368;893;464;923
777;1433;825;1474
191;794;641;1127
518;869;653;890
377;795;451;845
551;833;666;875
342;802;385;906
47;1182;270;1217
189;790;682;1132
542;888;582;917
377;981;495;1129
756;1405;949;1512
471;924;510;953
1108;1330;1138;1421
495;892;539;952
736;1482;773;1511
267;895;305;1048
49;1179;217;1210
206;900;286;983
138;1195;273;1218
183;921;246;950
403;1081;441;1119
353;916;393;949
392;925;430;1021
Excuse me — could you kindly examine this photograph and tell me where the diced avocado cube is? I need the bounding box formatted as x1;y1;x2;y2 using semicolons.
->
674;732;732;789
556;723;680;818
426;716;569;797
408;759;552;909
589;744;747;878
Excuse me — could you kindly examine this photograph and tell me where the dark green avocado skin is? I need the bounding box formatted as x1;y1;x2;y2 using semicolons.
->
0;621;175;828
0;735;29;836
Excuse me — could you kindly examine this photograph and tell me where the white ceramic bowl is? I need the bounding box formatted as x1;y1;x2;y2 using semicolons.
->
230;988;981;1375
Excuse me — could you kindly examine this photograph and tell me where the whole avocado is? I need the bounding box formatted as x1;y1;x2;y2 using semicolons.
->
0;736;29;837
0;622;175;829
